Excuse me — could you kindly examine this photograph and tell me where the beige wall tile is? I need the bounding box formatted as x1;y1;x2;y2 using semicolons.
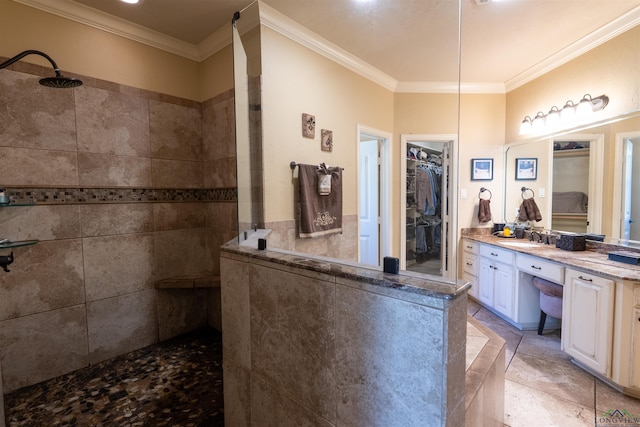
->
0;240;84;321
153;202;207;232
157;288;209;341
0;69;77;151
151;159;204;188
0;147;78;186
83;233;155;302
251;375;334;427
204;158;236;188
75;86;150;157
0;305;88;393
208;288;222;331
0;205;81;241
335;283;445;426
0;358;4;427
222;357;251;427
86;289;158;364
207;202;237;234
203;97;235;161
150;100;202;161
220;257;251;368
250;264;336;421
154;228;212;281
78;152;151;187
80;204;153;237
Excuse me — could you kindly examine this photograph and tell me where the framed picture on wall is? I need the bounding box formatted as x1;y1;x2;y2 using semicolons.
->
471;158;493;181
515;157;538;180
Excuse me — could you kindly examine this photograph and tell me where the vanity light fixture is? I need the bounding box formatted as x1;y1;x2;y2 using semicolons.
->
120;0;140;4
519;93;609;135
531;111;546;131
545;106;561;127
519;116;533;134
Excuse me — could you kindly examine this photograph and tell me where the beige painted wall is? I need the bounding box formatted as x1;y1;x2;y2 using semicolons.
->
260;27;394;224
0;0;207;101
459;94;507;227
505;25;640;143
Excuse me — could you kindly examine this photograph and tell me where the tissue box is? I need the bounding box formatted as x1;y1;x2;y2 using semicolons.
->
555;234;586;251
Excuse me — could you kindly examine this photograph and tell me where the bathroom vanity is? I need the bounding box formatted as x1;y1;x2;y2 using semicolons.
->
462;234;640;398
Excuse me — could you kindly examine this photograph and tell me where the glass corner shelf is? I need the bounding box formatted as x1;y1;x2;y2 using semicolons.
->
0;203;35;207
0;240;39;249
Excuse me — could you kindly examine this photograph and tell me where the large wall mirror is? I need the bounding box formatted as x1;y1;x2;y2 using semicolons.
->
233;0;462;281
505;112;640;244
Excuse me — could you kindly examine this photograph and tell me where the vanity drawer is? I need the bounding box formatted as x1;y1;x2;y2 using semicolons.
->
462;252;478;276
462;239;479;255
479;244;514;265
516;253;564;283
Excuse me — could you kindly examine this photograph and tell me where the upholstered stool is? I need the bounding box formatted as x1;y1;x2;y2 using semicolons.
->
532;277;563;335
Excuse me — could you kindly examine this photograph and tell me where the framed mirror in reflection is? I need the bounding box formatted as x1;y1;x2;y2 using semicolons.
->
504;113;640;246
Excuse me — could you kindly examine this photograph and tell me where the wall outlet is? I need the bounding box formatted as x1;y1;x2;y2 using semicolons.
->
460;188;467;199
539;188;545;197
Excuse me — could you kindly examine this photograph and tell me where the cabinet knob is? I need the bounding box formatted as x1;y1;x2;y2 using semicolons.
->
578;275;593;282
531;265;542;270
491;252;498;257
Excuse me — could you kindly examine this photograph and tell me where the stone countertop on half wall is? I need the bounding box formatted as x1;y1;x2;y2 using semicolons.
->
463;230;640;281
221;230;470;303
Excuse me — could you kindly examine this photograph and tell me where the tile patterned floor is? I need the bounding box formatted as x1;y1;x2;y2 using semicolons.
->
4;328;223;427
468;300;640;427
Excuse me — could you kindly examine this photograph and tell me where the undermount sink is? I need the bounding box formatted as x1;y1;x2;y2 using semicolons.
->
498;241;541;249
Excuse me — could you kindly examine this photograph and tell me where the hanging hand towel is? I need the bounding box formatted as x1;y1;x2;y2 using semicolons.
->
478;198;492;223
298;163;343;238
518;198;542;222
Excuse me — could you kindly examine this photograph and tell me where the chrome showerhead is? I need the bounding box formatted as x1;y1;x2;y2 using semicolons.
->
0;50;82;88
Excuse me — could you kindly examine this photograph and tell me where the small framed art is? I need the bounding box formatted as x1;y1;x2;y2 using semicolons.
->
471;158;493;181
515;158;537;180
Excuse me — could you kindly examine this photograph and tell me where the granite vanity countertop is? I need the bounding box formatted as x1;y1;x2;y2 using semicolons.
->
465;234;640;281
221;235;470;301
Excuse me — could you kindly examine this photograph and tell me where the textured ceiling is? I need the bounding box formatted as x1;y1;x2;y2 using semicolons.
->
47;0;640;85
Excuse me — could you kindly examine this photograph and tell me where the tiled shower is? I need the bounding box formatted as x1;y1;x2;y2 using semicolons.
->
0;60;237;395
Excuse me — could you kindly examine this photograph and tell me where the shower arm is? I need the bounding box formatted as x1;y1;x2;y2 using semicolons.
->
0;49;62;76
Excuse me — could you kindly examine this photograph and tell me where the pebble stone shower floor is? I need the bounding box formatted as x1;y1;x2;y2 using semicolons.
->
4;328;224;427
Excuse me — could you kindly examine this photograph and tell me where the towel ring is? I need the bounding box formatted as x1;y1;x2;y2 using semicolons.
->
479;187;492;200
521;187;535;200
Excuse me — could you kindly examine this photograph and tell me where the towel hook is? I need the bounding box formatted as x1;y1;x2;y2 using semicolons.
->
479;187;492;200
521;187;535;200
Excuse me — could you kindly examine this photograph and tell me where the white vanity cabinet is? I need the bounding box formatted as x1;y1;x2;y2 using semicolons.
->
478;245;515;318
461;239;479;299
632;303;640;389
562;268;614;376
612;280;640;396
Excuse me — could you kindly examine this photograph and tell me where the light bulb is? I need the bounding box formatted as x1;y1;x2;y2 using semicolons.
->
519;116;532;134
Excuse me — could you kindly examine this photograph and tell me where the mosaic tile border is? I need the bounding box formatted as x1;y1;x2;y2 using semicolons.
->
2;187;237;205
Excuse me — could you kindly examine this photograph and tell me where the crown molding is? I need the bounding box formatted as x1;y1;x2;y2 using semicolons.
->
258;3;399;92
505;5;640;92
13;0;640;94
11;0;202;61
396;81;506;94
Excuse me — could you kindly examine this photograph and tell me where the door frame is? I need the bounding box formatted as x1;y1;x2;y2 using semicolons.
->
613;131;640;239
550;133;604;234
357;124;391;265
400;133;458;280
